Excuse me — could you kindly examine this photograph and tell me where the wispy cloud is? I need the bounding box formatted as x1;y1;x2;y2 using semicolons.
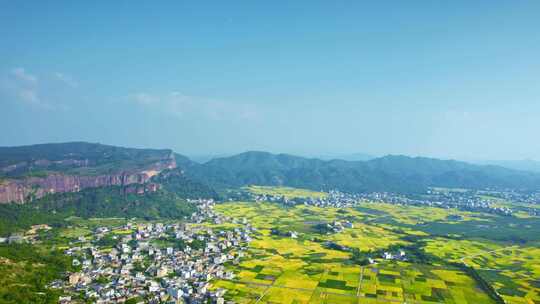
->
17;89;40;104
54;72;79;88
2;67;52;109
11;67;37;83
129;92;160;105
128;91;260;121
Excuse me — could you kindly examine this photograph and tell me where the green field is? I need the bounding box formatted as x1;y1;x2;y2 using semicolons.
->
247;185;329;199
205;193;540;304
463;246;540;304
0;243;75;304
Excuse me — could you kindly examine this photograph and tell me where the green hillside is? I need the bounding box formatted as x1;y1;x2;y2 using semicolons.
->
0;142;175;177
182;152;540;194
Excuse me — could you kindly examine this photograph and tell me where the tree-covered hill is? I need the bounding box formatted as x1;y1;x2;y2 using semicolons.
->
3;142;540;206
181;152;540;194
0;142;217;235
152;168;219;200
0;141;176;177
0;186;197;236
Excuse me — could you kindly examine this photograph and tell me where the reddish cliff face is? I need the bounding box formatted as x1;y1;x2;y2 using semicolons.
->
0;155;176;204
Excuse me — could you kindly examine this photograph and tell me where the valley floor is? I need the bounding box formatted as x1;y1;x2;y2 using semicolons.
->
205;199;540;304
1;186;539;304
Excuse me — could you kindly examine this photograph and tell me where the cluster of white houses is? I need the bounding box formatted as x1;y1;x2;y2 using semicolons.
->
250;187;532;217
365;191;515;216
54;199;252;304
323;220;354;233
253;190;361;208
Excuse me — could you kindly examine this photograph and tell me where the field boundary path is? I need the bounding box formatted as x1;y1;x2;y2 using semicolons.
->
254;284;272;304
356;266;364;297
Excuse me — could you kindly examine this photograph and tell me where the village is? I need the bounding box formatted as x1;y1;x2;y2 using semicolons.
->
51;199;253;304
253;190;362;208
251;188;522;216
0;186;538;304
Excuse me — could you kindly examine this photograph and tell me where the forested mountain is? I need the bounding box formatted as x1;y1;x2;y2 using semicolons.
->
477;159;540;173
0;142;212;202
181;152;540;194
152;168;219;200
0;186;197;236
0;142;175;177
0;143;212;235
366;155;540;190
0;142;179;203
3;142;540;203
316;152;375;161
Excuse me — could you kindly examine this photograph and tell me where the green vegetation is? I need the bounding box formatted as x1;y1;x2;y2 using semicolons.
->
0;142;177;178
0;203;67;236
1;140;539;304
0;186;196;236
152;168;219;199
0;244;74;304
200;190;540;304
462;246;540;304
185;151;540;194
451;263;505;304
95;234;121;248
247;185;328;199
205;200;519;303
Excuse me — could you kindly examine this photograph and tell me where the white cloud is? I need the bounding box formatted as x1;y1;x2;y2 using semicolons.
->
1;67;54;109
11;67;37;83
1;67;78;111
54;72;79;88
130;92;160;105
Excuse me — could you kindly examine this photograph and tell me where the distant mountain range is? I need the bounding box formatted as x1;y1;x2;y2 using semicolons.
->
189;152;376;164
1;142;540;204
311;152;376;162
181;151;540;194
476;160;540;173
188;154;233;164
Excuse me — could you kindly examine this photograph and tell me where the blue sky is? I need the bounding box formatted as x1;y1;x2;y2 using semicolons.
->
1;1;539;160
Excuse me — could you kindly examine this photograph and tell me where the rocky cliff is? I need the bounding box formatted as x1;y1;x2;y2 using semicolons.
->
0;154;176;203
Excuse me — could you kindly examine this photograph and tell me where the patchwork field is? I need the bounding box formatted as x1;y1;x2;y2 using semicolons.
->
463;246;540;304
213;261;496;303
425;238;540;303
204;200;540;303
203;186;540;303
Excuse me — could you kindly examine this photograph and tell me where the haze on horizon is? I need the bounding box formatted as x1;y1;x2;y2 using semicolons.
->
1;2;539;161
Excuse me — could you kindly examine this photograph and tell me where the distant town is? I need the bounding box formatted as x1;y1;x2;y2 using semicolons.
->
253;188;540;217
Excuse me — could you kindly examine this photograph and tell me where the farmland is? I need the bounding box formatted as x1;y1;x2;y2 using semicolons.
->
247;186;329;199
205;187;540;304
463;246;540;304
